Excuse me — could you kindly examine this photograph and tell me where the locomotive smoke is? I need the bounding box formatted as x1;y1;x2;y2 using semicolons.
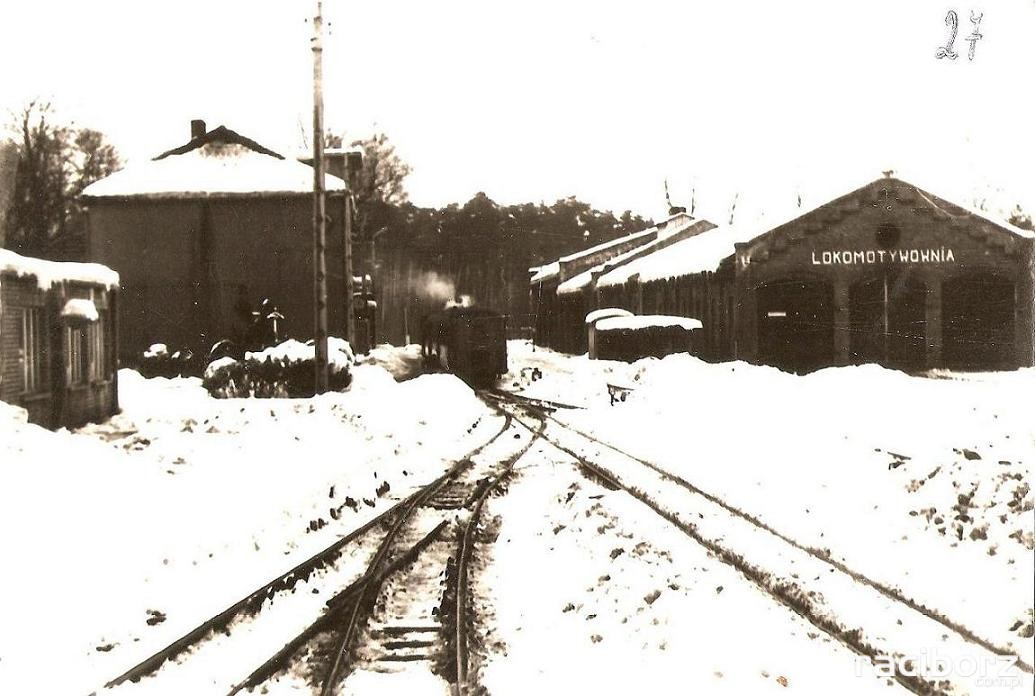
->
411;271;475;309
414;271;455;303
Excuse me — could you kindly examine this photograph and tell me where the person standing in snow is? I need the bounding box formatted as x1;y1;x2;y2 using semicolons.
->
252;298;285;349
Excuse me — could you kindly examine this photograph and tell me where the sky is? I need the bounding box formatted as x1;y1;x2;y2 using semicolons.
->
1;0;1033;223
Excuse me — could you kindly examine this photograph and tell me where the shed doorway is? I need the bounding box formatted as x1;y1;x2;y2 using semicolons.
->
849;274;927;370
942;273;1015;370
756;279;834;374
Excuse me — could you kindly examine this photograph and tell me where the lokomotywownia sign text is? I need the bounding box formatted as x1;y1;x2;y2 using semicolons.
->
811;248;957;266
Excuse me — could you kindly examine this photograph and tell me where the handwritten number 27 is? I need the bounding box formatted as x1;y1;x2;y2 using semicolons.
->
936;10;959;60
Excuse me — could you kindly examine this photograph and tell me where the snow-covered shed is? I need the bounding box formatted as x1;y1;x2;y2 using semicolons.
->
593;315;703;363
531;174;1035;373
532;211;716;354
0;250;120;427
81;120;349;362
529;225;659;353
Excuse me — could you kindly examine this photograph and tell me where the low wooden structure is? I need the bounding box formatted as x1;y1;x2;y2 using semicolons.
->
0;250;120;428
585;307;632;359
594;315;702;362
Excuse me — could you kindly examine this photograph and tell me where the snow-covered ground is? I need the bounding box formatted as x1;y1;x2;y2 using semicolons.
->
498;340;1034;689
0;363;493;695
1;338;1031;695
475;445;902;694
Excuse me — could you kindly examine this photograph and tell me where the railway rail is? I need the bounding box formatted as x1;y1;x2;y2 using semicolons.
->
484;389;1034;696
100;409;542;695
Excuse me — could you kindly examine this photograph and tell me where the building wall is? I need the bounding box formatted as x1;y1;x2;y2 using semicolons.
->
0;276;52;424
733;188;1035;372
1;274;118;428
532;181;1034;373
88;195;346;361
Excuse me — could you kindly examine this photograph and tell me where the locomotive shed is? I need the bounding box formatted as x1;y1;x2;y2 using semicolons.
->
532;174;1035;374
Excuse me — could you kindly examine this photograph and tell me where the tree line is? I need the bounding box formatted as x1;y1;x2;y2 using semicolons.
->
337;133;652;342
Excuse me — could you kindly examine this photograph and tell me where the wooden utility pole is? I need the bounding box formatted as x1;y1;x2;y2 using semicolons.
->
344;190;356;349
311;0;329;393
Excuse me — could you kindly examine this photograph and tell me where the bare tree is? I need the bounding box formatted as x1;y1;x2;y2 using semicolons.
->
3;101;121;258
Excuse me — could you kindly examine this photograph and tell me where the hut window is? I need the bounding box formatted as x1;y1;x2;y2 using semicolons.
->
19;308;43;394
66;327;87;386
89;316;107;381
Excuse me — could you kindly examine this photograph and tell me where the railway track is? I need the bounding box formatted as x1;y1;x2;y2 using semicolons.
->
484;389;1033;696
100;409;543;695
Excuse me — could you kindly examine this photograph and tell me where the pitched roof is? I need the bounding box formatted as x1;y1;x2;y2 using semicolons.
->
530;227;658;284
596;223;743;288
562;216;716;294
600;173;1034;288
81;125;346;199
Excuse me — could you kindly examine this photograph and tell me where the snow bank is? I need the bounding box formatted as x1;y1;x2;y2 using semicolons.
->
478;457;898;696
202;356;237;380
595;315;702;332
0;366;496;695
505;345;1035;665
245;337;354;375
0;400;29;425
0;248;119;290
356;343;424;381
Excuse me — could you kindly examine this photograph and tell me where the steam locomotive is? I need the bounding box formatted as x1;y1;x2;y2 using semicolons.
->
421;306;508;386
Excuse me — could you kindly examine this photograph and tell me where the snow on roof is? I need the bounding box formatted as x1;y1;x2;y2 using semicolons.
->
0;249;119;290
60;298;99;322
595;315;702;332
556;267;596;295
530;261;561;284
82;129;347;199
557;228;656;265
596;224;751;287
558;215;712;295
734;171;1035;250
602;172;1034;288
585;307;632;324
531;215;693;286
889;171;1035;240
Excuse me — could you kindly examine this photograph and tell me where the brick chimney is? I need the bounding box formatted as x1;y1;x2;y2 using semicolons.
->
190;119;207;140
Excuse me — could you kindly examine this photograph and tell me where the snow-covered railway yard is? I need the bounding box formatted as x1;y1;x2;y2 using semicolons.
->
1;341;1032;695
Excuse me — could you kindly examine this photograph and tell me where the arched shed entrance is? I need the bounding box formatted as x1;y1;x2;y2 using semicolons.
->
755;278;834;374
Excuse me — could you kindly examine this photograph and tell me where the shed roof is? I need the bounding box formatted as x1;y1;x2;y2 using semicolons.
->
596;224;748;287
82;125;346;199
0;249;119;290
563;216;716;293
530;226;657;284
600;172;1034;288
